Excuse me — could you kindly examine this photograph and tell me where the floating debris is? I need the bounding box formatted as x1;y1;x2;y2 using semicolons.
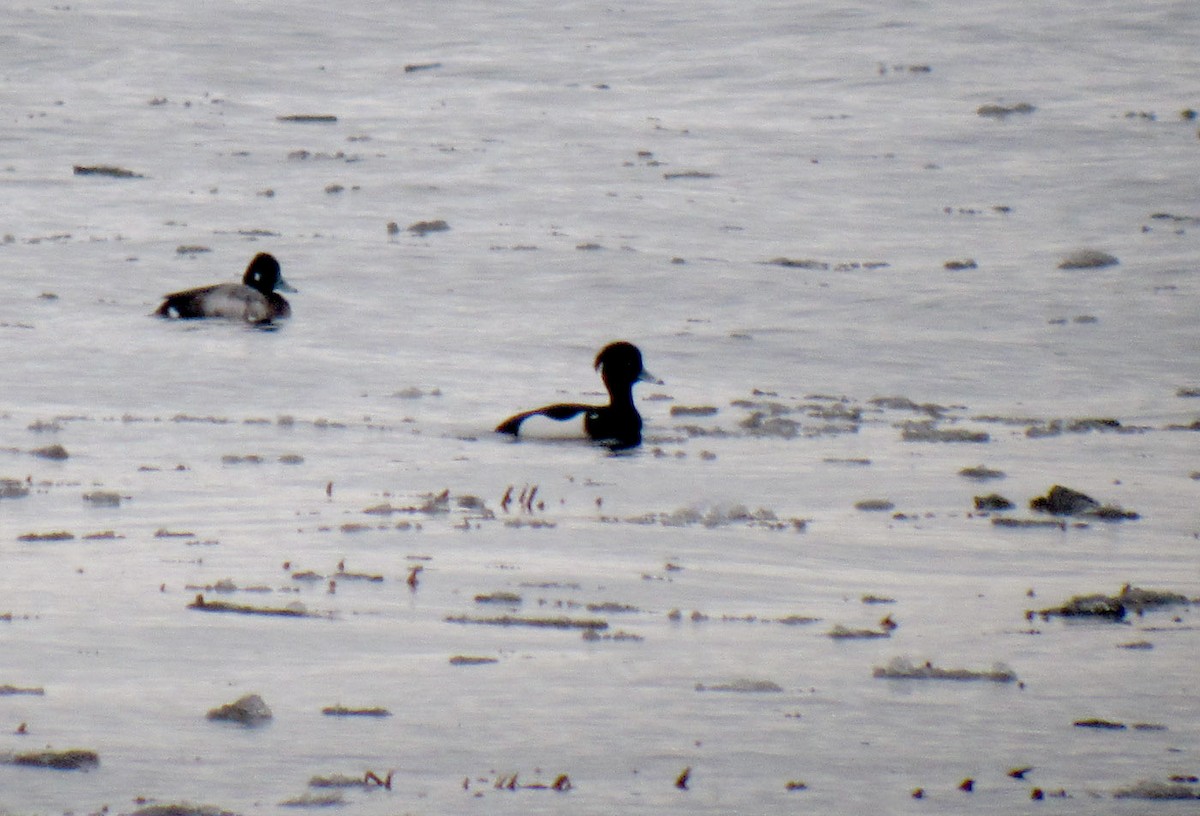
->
582;628;644;642
944;258;977;270
404;61;442;73
695;678;783;693
444;614;607;631
1166;419;1200;431
188;594;315;617
872;657;1017;683
276;114;338;123
408;219;450;236
321;705;391;718
1;748;99;770
1036;585;1189;621
206;693;272;725
1075;718;1126;730
363;489;451;516
482;771;571;792
854;499;894;512
1118;585;1191;611
185;579;254;594
0;685;45;696
82;490;122;506
1058;249;1119;270
670;405;719;417
1030;485;1138;520
17;531;74;542
475;592;522;605
502;518;557;529
958;465;1005;481
73;164;144;178
992;517;1065;530
287;149;351;162
663;170;716;180
0;478;30;499
827;624;891;639
279;792;344;807
310;772;382;788
870;396;948;416
586;601;640;613
1113;780;1200;800
131;804;240;816
221;454;263;465
172;414;231;424
334;569;383;582
449;655;499;666
1036;593;1126;621
766;257;829;270
28;418;63;433
764;257;889;272
775;615;822;625
974;493;1013;511
617;505;801;531
977;102;1036;118
82;530;122;540
901;422;989;443
30;443;68;460
675;767;692;790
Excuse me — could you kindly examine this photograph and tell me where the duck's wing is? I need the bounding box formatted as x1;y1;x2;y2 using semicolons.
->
156;283;221;318
157;283;272;322
495;403;593;436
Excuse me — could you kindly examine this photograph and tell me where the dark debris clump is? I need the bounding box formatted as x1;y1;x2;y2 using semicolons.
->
1029;485;1138;520
1035;584;1190;622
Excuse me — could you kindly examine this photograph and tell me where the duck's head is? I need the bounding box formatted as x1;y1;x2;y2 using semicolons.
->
595;341;660;390
243;253;297;295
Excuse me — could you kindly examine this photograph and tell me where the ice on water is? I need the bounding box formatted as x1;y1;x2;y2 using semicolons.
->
1;1;1197;813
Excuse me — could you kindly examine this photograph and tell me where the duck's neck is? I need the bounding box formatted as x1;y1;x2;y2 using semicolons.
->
604;378;637;410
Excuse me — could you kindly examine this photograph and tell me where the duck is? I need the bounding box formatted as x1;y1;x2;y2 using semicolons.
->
496;341;659;449
155;252;296;323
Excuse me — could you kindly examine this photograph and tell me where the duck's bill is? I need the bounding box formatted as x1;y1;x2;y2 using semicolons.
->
276;276;298;293
638;369;663;386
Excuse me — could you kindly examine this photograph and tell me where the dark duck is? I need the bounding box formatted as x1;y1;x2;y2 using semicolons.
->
155;252;296;323
496;341;659;449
